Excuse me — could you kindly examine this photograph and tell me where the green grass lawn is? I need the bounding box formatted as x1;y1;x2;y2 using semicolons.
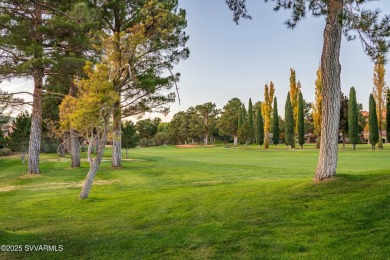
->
0;144;389;259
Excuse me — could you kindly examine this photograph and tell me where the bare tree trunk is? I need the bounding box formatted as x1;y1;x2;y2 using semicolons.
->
264;131;269;149
69;79;80;167
342;133;346;149
70;129;80;167
112;101;122;167
28;68;44;174
80;129;108;199
233;135;238;146
315;0;342;181
204;134;208;145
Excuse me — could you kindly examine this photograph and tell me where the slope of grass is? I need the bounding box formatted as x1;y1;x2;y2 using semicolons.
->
0;144;389;259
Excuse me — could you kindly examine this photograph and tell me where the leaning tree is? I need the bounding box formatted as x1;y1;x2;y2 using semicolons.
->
226;0;390;181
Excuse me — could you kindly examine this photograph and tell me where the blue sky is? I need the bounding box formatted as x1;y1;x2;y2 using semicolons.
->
166;0;390;120
1;0;390;120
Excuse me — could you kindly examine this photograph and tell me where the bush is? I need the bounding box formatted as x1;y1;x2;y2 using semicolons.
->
0;148;12;156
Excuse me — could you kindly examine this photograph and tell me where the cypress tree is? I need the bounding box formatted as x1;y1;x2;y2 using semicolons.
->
272;97;280;145
348;87;359;150
297;92;305;149
369;94;379;150
285;92;294;149
339;92;349;149
248;98;254;143
255;104;264;149
386;89;390;143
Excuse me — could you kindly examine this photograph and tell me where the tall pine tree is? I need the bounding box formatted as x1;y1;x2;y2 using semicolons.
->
297;92;305;149
0;1;93;173
369;94;379;150
272;97;280;145
348;87;359;150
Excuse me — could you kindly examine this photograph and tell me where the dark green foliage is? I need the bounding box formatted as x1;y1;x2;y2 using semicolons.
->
248;98;254;143
348;87;359;149
386;89;390;142
339;92;349;148
297;92;305;148
369;94;379;150
136;118;161;140
255;104;264;146
122;121;138;150
272;97;279;145
8;111;31;153
238;104;250;145
285;92;294;148
218;98;242;144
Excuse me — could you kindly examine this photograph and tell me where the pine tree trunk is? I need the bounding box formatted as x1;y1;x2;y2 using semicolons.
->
315;0;342;181
264;131;269;149
112;101;122;167
352;143;356;150
233;135;238;146
70;129;80;167
28;67;44;174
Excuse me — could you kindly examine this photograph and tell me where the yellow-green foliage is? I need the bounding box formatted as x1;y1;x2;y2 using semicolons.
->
312;68;322;137
262;81;275;133
289;69;301;133
373;57;387;131
59;63;118;135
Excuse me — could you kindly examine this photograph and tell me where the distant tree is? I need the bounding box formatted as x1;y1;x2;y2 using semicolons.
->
122;121;138;159
238;104;250;146
339;92;349;149
248;98;254;143
387;89;390;142
348;87;359;150
369;94;379;150
255;103;264;149
226;0;390;181
218;98;242;146
285;92;294;149
262;82;275;149
312;67;322;149
297;92;305;149
272;97;280;145
195;102;220;145
136;118;161;141
373;57;387;149
8;111;31;164
289;69;301;148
